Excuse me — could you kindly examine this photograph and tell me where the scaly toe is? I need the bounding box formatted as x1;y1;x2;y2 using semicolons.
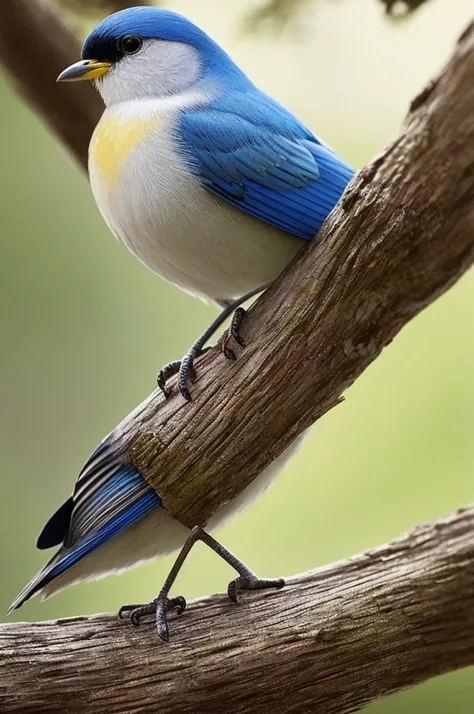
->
118;603;143;620
222;307;247;360
157;360;182;399
228;575;285;603
119;600;158;626
155;595;187;642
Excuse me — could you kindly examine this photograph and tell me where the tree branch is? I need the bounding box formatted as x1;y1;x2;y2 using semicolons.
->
0;0;102;170
0;5;473;713
1;507;473;713
381;0;431;16
244;0;432;30
56;0;153;16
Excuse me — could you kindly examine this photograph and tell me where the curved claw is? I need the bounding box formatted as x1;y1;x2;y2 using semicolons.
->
119;596;187;640
222;307;247;361
171;595;187;616
156;620;169;642
227;579;240;604
130;609;146;627
158;347;213;401
156;596;187;642
223;346;237;361
119;601;158;627
118;604;141;620
157;360;182;399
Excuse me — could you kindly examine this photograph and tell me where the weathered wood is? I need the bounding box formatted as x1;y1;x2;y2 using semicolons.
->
1;6;473;714
1;507;473;714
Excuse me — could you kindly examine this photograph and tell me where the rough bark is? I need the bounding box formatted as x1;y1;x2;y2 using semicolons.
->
0;5;473;714
1;507;473;714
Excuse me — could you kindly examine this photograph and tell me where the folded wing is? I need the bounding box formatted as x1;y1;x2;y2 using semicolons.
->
178;90;354;239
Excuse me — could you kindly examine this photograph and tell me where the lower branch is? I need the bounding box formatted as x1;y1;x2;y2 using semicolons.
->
1;507;473;713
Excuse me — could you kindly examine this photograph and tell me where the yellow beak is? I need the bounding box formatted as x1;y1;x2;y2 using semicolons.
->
57;59;112;82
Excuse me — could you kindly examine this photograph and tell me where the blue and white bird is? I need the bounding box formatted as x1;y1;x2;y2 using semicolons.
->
9;7;354;638
57;6;354;399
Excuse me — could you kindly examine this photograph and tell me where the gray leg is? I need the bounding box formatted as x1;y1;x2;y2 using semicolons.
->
157;284;268;401
119;526;284;641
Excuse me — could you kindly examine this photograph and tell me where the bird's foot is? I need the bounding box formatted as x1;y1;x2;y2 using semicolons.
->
222;307;247;361
227;572;285;604
157;347;212;402
119;595;186;641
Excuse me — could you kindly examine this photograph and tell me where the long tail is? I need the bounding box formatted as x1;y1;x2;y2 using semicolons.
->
8;454;161;614
7;552;63;614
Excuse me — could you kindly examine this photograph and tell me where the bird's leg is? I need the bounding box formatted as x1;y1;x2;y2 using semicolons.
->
119;526;285;642
157;284;268;401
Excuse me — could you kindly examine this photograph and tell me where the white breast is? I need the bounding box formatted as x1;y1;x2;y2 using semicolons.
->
89;98;302;302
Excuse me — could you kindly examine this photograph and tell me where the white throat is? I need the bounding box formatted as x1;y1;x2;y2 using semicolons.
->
95;39;202;107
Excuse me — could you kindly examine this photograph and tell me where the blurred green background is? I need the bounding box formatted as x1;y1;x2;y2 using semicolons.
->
1;0;473;710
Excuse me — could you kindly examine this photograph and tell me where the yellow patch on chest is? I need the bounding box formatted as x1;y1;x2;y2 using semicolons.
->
89;113;165;190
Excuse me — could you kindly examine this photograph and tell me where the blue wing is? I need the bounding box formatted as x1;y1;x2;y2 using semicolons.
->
9;436;159;611
178;90;354;239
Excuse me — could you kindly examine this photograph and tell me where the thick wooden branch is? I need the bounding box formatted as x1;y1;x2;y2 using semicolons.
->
1;507;473;713
1;6;473;714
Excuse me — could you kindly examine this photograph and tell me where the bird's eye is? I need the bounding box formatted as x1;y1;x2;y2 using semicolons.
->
117;34;143;55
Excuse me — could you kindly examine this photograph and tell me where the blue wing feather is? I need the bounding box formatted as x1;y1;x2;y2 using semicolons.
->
178;90;354;239
48;485;159;580
9;437;159;611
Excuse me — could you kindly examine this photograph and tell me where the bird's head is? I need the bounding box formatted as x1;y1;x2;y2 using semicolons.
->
57;7;247;106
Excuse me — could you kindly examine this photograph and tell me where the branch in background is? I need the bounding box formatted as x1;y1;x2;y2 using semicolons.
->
243;0;313;31
245;0;433;30
382;0;431;16
1;507;473;714
0;0;155;171
0;0;102;170
0;0;437;170
56;0;153;16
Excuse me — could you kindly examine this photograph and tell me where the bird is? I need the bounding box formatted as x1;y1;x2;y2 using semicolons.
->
9;422;303;640
9;7;355;640
55;6;354;400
